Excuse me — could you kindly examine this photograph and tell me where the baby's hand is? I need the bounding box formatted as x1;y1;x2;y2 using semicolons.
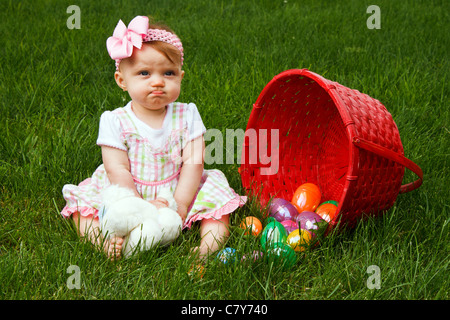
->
149;198;169;209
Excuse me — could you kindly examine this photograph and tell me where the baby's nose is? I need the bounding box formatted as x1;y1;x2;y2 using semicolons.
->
150;74;165;87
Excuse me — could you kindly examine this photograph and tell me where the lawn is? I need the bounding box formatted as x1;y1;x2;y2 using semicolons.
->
0;0;448;303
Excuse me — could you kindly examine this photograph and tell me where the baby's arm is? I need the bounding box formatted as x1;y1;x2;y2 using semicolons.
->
174;136;205;222
102;146;141;198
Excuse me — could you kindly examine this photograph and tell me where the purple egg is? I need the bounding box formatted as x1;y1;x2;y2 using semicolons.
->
268;198;299;222
294;211;327;237
280;220;298;234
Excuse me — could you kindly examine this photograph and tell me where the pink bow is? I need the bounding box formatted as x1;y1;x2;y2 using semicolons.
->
106;16;149;60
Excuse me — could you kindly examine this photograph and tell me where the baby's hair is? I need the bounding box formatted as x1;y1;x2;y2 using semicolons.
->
145;17;183;67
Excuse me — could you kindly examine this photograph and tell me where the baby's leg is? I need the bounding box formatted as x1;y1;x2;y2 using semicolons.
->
71;212;123;260
195;215;230;260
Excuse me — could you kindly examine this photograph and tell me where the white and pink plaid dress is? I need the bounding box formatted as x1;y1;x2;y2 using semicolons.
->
61;102;247;229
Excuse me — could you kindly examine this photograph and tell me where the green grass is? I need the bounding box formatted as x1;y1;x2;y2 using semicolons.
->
0;0;448;300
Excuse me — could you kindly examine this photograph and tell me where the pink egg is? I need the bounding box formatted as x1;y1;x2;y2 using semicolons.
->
241;250;264;262
280;220;298;234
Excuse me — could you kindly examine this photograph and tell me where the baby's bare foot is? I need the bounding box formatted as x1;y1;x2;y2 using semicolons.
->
106;236;124;260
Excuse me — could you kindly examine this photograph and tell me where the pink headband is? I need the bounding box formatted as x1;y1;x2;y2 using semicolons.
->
106;16;184;70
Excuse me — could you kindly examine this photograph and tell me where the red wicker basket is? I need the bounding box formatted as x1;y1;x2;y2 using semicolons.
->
239;69;423;228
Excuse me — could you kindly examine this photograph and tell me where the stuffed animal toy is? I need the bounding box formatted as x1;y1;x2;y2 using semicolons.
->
100;184;182;258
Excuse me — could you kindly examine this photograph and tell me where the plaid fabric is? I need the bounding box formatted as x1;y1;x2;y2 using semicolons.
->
61;102;247;228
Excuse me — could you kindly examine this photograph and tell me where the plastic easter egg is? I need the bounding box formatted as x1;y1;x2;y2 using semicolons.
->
315;203;338;223
286;229;312;252
239;216;263;236
241;250;264;262
295;211;327;237
291;183;321;213
268;198;299;222
260;217;288;251
280;219;298;234
187;263;205;279
216;247;238;264
322;200;339;207
265;242;297;270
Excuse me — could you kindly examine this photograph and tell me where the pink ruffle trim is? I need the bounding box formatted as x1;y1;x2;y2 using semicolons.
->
60;195;248;226
183;195;247;229
61;206;99;219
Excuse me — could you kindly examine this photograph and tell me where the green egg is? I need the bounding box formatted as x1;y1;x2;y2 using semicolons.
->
260;217;288;251
265;242;297;270
321;200;339;207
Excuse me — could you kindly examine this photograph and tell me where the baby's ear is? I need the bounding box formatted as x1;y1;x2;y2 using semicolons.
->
114;71;127;91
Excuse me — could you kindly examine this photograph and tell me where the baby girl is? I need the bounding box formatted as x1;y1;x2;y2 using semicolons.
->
61;16;247;260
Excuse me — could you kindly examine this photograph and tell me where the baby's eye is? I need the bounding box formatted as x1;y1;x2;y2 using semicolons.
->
164;71;175;76
139;71;149;76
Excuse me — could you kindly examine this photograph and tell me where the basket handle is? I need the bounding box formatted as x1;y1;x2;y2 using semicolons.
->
352;137;423;194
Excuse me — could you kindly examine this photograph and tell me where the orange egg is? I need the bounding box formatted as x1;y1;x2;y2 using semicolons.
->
240;216;263;236
188;263;205;279
315;203;338;223
291;183;321;213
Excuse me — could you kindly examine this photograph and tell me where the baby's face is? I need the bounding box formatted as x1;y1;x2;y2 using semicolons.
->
115;43;184;114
